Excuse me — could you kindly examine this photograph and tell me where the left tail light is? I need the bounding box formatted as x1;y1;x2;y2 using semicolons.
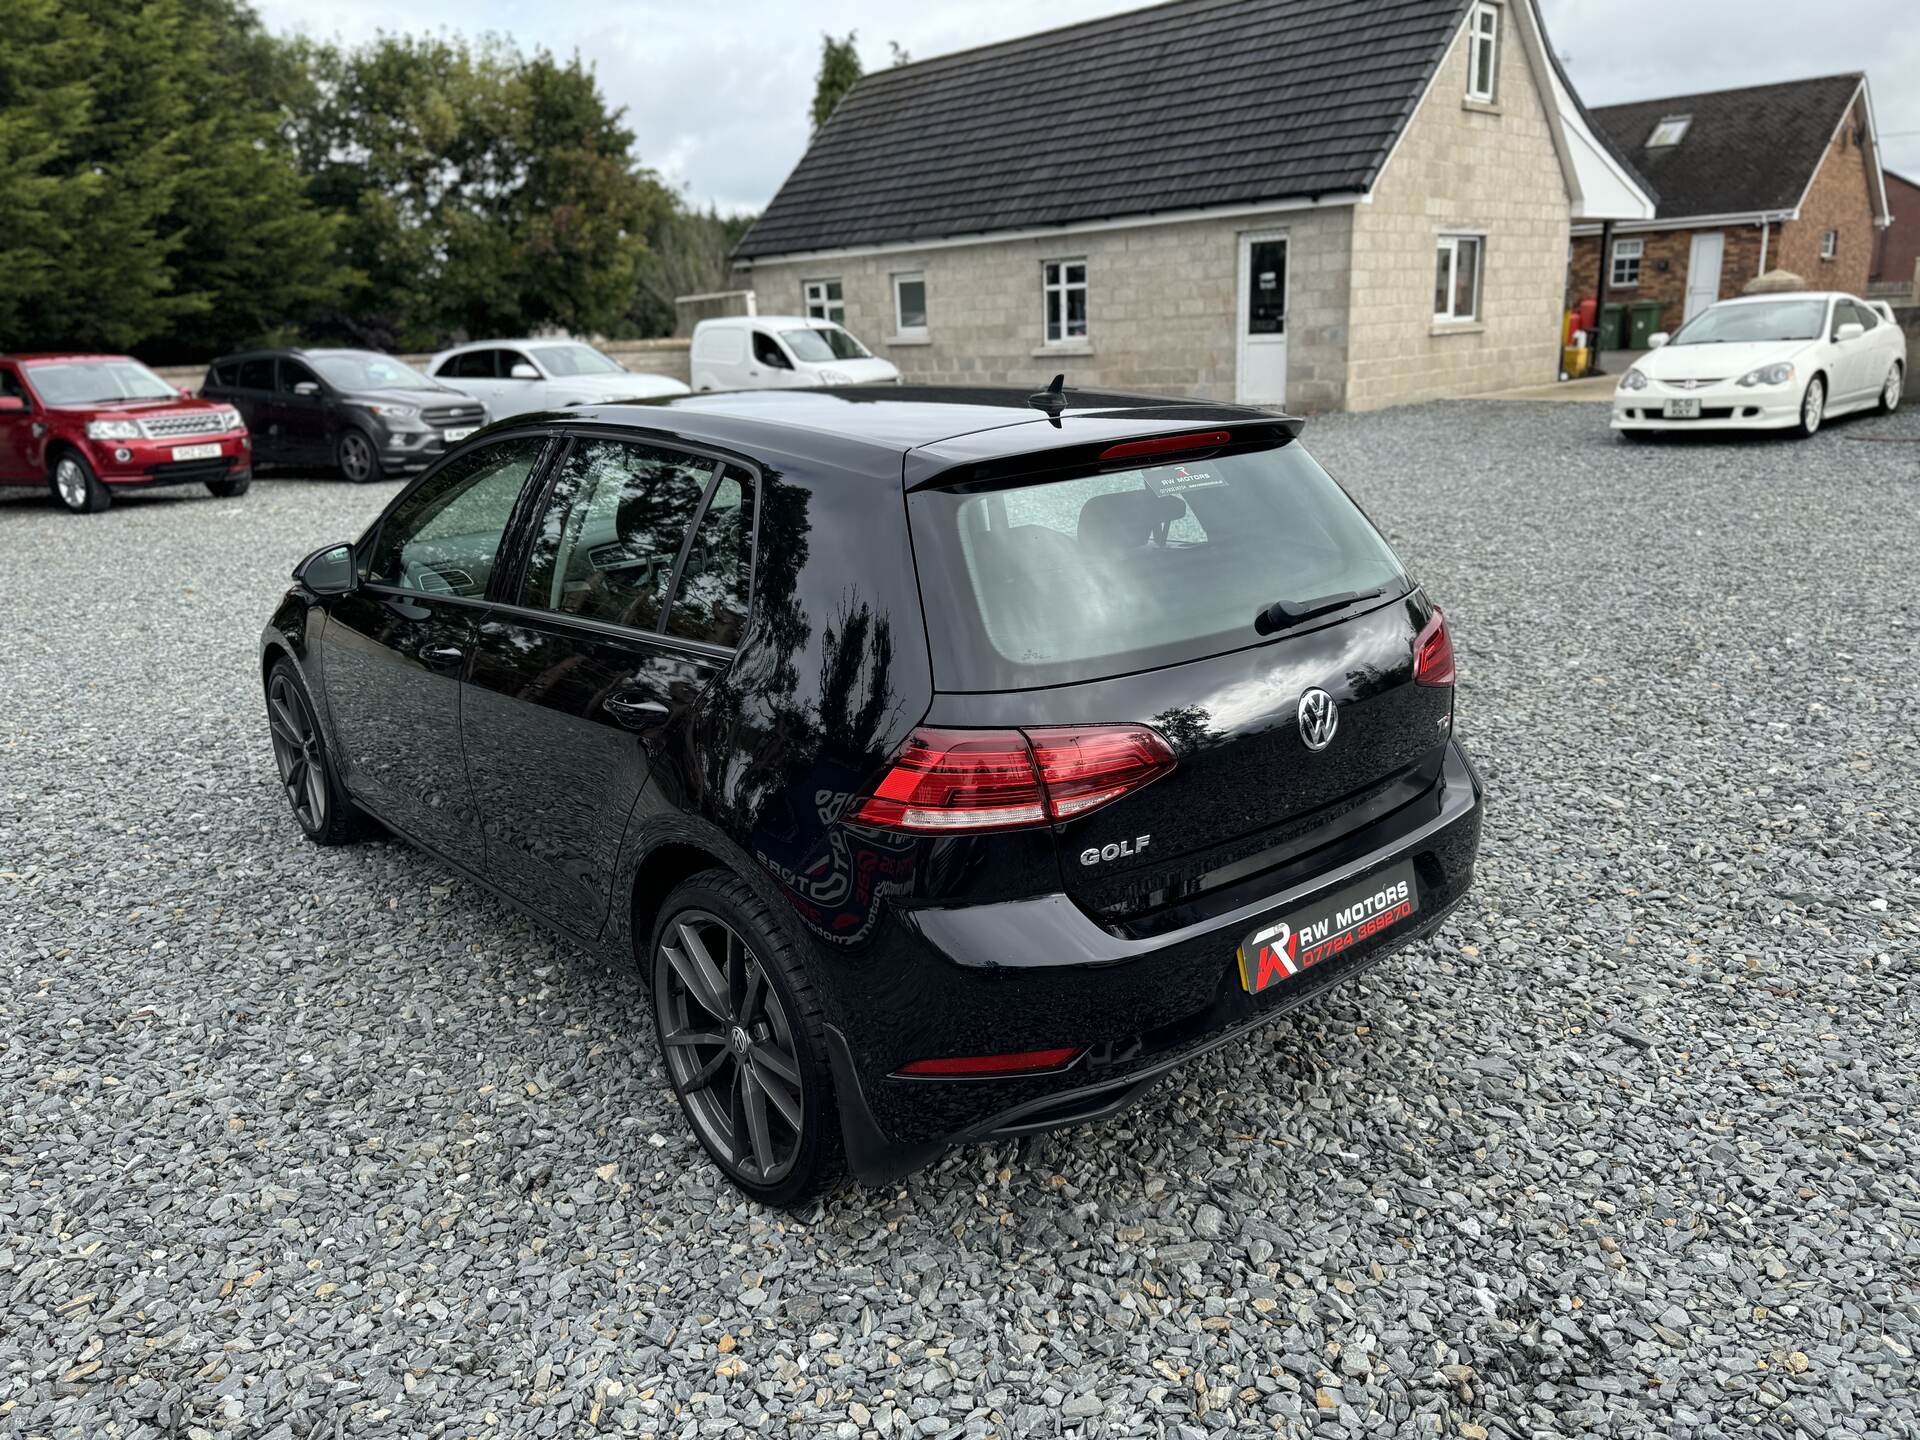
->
849;724;1175;834
1413;608;1455;687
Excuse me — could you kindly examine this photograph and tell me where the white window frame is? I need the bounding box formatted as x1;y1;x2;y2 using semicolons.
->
1040;258;1089;346
1821;229;1838;261
891;271;928;341
1610;237;1644;289
1435;234;1484;323
802;278;844;324
1465;2;1500;103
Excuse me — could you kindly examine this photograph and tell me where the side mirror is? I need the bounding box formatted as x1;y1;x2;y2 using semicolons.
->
0;395;26;413
292;381;321;397
1647;332;1670;349
294;542;356;595
509;362;540;380
1835;322;1864;343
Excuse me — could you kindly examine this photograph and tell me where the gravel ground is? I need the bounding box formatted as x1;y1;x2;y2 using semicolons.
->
3;398;1918;1440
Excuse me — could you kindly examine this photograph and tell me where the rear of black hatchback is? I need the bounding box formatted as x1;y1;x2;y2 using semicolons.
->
802;413;1484;1187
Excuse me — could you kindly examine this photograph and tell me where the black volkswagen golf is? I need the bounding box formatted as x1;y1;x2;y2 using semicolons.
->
260;386;1483;1204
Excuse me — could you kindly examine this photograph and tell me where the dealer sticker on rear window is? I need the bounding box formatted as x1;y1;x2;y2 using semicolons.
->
1143;464;1226;497
1236;862;1420;996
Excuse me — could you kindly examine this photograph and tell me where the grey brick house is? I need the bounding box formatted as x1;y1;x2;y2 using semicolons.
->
732;0;1651;412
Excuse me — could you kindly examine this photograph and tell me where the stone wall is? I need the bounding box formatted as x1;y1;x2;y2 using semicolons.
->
745;208;1356;411
1344;0;1571;409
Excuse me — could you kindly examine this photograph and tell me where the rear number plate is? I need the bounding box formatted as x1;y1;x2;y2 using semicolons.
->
442;427;476;442
172;442;221;461
1237;862;1420;995
1662;398;1701;419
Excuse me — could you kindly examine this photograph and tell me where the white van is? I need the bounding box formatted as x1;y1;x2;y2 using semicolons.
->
690;316;900;391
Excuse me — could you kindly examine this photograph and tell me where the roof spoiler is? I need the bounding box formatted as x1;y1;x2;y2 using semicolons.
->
904;412;1304;494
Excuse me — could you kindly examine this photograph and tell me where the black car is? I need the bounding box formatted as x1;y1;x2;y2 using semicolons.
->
205;348;488;483
259;385;1483;1204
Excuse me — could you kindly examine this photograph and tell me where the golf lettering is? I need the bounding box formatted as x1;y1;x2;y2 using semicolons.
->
1080;834;1152;866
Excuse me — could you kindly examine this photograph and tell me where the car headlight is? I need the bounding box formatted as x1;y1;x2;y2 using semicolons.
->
221;407;245;431
1618;369;1648;392
86;419;142;440
1738;363;1795;388
356;401;419;420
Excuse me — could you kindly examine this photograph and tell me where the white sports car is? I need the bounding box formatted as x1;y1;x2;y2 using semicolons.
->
426;338;690;419
1612;291;1905;440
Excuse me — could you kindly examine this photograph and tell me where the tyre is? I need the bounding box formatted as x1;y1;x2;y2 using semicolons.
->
1794;375;1826;439
1880;361;1904;415
265;659;368;846
336;429;383;483
49;450;111;513
206;475;251;498
649;870;844;1206
1616;428;1652;445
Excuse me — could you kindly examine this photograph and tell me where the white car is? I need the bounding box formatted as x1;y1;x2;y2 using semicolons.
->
690;316;900;391
426;339;690;418
1613;291;1905;440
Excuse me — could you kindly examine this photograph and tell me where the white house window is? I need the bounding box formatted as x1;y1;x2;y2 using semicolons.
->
1610;238;1644;289
1434;235;1483;322
803;278;844;323
891;272;928;339
1466;3;1499;103
1646;115;1691;148
1821;229;1838;260
1042;259;1088;344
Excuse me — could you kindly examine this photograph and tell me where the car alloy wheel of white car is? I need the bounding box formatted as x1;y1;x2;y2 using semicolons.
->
1884;364;1904;414
1799;378;1825;438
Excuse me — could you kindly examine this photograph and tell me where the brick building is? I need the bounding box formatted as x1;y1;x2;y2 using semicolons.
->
1569;74;1893;337
732;0;1650;414
1870;169;1920;295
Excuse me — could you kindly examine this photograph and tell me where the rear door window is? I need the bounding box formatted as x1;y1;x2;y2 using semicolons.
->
518;437;718;632
910;443;1408;690
663;465;756;648
236;358;275;390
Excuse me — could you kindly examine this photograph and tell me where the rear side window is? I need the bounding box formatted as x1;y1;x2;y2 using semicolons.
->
518;438;717;631
910;444;1408;690
207;362;236;388
440;350;495;380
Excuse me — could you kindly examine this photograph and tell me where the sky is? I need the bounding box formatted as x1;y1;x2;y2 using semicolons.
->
253;0;1920;214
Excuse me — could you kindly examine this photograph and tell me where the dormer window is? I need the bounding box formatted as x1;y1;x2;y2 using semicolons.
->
1466;3;1500;103
1646;116;1691;148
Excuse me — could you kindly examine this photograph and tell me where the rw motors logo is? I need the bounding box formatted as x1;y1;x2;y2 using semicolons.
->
1237;869;1420;995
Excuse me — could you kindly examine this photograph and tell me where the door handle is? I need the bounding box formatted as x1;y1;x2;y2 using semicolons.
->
603;694;670;728
417;643;465;670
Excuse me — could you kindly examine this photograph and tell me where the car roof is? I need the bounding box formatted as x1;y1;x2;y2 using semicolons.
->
3;352;136;363
1716;291;1852;306
439;338;589;352
697;315;835;329
544;385;1303;485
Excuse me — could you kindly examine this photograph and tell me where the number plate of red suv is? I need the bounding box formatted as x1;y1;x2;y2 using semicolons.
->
1236;863;1420;995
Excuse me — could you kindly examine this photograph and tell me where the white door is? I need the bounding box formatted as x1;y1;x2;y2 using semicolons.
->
1684;232;1725;323
1236;232;1289;405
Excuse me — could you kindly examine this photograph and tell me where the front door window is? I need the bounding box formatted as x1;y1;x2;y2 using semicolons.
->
366;436;550;597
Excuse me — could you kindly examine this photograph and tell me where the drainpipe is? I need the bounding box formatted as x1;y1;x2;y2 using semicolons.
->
1590;219;1614;378
1758;219;1770;275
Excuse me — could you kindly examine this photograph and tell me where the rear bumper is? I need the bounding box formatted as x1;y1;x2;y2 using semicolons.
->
821;738;1485;1183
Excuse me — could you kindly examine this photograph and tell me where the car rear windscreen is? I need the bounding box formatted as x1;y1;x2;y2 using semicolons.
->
910;443;1408;691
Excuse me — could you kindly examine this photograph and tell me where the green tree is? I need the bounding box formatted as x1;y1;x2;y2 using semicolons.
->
629;204;757;337
812;31;862;132
0;0;348;355
293;34;669;349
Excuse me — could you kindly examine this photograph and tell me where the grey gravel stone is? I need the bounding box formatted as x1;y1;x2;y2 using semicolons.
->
3;398;1919;1439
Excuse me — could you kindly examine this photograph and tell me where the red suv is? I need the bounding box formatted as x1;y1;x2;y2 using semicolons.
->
0;353;251;513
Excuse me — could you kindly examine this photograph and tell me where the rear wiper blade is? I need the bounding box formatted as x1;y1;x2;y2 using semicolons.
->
1254;587;1384;636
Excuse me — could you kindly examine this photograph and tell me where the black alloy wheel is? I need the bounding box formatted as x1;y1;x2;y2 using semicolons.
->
336;429;383;483
651;875;842;1204
265;662;365;845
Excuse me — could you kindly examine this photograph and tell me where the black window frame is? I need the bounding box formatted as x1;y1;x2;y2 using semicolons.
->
490;425;762;654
